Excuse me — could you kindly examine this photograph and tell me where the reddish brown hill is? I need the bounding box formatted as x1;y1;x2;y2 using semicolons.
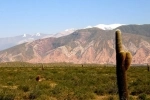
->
0;27;150;64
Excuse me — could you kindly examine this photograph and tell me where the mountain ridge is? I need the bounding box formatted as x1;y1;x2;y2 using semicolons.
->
0;24;150;64
0;29;75;51
115;24;150;37
1;24;148;51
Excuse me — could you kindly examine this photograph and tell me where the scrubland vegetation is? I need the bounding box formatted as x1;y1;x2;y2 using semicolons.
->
0;62;149;100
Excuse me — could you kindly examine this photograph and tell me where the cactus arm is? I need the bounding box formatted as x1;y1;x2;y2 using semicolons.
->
125;52;132;70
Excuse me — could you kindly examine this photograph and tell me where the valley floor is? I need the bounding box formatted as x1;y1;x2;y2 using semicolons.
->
0;62;149;100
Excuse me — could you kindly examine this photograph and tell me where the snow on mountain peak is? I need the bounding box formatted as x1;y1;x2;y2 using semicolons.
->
94;24;124;30
54;28;76;38
85;26;93;28
23;34;27;37
35;33;41;36
65;28;75;32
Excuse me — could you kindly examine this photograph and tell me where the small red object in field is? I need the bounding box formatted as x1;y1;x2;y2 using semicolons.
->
36;75;41;82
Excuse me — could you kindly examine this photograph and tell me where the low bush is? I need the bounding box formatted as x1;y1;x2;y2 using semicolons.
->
0;63;149;99
138;93;147;100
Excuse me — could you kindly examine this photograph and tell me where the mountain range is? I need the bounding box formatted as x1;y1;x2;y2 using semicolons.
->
0;29;75;51
0;24;150;64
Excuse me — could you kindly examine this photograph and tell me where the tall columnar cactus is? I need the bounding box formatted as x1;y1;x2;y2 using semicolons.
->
147;64;150;72
115;29;132;100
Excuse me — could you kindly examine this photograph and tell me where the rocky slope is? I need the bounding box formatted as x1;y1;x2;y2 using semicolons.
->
0;25;150;64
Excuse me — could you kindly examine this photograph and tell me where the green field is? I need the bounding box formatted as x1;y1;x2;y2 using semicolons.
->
0;62;150;100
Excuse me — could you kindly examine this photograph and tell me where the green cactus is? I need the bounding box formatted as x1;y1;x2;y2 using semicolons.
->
147;64;150;72
115;29;132;100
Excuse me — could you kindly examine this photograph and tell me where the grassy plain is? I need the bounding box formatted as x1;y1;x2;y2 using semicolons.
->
0;62;149;100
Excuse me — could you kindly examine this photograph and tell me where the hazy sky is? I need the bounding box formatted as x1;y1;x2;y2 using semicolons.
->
0;0;150;37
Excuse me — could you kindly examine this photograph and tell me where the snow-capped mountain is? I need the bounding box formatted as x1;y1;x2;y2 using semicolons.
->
85;26;93;29
94;24;124;30
23;33;43;38
35;33;41;36
0;24;125;51
54;28;76;37
85;24;124;30
23;34;27;37
0;29;76;51
1;24;150;64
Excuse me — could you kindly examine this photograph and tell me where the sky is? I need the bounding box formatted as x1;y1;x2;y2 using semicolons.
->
0;0;150;38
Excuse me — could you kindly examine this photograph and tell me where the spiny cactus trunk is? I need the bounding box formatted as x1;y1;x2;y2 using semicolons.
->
147;64;150;72
115;30;132;100
117;52;128;100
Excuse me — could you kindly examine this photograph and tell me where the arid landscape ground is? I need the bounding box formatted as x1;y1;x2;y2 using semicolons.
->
0;62;149;100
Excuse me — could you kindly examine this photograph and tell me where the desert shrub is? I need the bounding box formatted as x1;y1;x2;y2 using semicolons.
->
75;91;95;100
107;95;115;100
29;88;42;99
94;87;106;95
29;91;41;99
129;96;135;100
138;93;147;100
36;95;52;100
18;85;30;92
38;82;51;90
0;94;15;100
0;90;16;100
6;81;13;86
51;84;68;96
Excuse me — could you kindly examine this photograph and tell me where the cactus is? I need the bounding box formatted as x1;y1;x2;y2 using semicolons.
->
147;64;150;72
41;64;44;70
115;29;132;100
